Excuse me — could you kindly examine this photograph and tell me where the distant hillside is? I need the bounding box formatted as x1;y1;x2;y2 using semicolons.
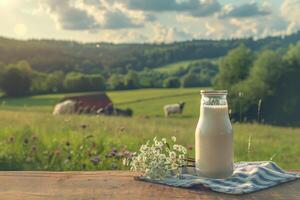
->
1;31;300;74
154;58;219;73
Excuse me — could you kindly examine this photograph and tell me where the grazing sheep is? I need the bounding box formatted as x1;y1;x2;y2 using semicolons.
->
52;100;77;115
163;102;185;117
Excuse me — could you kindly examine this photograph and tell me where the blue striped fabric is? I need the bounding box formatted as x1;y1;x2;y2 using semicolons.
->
139;161;300;194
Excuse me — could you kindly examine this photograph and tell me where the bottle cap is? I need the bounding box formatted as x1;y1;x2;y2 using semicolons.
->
200;90;227;95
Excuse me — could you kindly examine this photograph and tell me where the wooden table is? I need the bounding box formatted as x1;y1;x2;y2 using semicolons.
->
0;171;299;200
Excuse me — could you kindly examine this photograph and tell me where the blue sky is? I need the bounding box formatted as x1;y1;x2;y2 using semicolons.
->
0;0;299;43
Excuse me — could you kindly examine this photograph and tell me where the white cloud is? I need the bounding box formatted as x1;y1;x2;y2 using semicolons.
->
95;29;148;43
281;0;300;34
102;9;142;29
40;0;153;30
176;14;199;23
189;0;221;17
173;3;291;41
2;0;299;42
219;2;270;19
122;0;220;17
198;7;289;40
40;0;99;30
151;23;194;43
203;18;236;38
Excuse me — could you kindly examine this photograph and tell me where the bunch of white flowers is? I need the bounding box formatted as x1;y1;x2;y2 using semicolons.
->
123;136;187;180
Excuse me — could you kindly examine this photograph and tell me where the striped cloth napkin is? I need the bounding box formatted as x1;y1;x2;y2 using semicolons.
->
138;161;300;194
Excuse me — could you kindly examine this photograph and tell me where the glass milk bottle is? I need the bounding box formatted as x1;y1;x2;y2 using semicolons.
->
195;90;233;179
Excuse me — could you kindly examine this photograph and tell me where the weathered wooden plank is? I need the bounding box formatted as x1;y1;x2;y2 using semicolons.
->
0;171;299;200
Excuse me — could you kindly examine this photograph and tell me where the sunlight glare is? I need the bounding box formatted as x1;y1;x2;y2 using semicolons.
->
14;24;28;37
0;0;10;7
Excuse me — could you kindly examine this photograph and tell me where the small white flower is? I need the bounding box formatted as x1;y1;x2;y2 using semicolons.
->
173;144;179;151
125;137;187;180
169;151;176;159
171;136;176;142
171;163;178;170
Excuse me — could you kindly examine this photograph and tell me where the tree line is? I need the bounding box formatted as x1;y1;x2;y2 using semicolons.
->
1;31;300;75
0;62;106;97
0;59;217;97
214;43;300;126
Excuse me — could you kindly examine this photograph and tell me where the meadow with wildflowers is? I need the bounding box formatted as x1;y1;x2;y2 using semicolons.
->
0;88;299;171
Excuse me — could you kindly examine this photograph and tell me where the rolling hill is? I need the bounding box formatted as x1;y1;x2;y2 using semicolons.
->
154;58;219;73
1;31;300;74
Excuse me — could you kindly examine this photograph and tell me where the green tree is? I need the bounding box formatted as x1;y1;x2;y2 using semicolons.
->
273;42;300;125
88;74;106;91
46;71;65;93
163;77;181;88
125;71;140;89
31;72;49;94
63;73;105;92
0;66;32;97
182;73;201;87
138;69;165;88
108;74;125;90
63;73;89;92
227;48;300;125
15;60;32;74
229;50;282;121
0;62;5;90
199;71;212;86
214;45;253;89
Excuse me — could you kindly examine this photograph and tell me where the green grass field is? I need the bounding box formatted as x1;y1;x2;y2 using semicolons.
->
0;88;299;171
154;58;219;73
0;88;202;117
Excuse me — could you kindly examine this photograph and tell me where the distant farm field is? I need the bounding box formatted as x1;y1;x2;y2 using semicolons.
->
0;88;299;171
0;88;203;117
154;58;219;73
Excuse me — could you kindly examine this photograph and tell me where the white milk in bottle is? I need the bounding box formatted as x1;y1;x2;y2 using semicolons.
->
195;90;233;178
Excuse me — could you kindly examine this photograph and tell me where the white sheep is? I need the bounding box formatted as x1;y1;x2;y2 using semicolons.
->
163;102;185;117
52;100;77;115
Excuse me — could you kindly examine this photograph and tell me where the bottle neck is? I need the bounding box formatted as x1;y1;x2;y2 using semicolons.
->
200;94;229;120
201;94;227;106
